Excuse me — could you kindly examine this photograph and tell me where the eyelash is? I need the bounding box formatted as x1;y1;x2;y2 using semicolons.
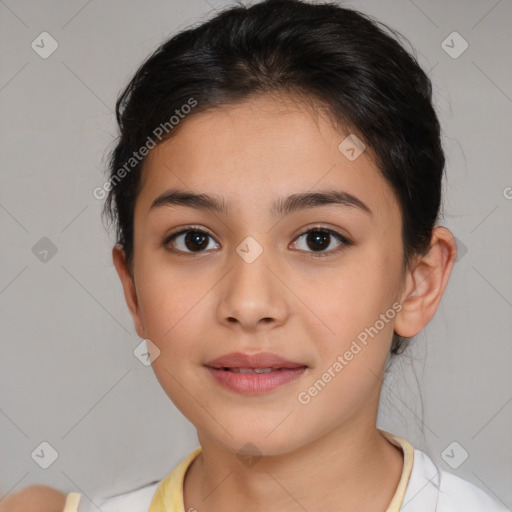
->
163;224;353;259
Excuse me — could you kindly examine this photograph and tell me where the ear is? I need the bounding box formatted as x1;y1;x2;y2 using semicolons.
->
112;244;145;338
394;226;458;338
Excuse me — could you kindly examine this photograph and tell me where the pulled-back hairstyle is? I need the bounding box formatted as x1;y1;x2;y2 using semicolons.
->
102;0;445;356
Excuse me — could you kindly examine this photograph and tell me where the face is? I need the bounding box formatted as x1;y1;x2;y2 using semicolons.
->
114;93;410;456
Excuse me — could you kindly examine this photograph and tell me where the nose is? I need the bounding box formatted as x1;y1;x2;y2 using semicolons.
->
216;243;289;332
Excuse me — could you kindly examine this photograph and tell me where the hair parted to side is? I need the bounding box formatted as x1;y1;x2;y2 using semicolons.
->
102;0;445;357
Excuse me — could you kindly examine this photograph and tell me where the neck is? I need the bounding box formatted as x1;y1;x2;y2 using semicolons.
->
183;419;404;512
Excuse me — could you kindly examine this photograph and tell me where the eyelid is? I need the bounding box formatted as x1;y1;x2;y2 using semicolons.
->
293;224;351;242
165;224;215;239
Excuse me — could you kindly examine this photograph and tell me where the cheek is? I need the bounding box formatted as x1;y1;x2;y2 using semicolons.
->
296;267;400;423
308;244;402;362
135;258;203;346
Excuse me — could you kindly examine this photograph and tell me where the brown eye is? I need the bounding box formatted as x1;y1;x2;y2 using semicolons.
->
165;228;219;254
292;228;351;257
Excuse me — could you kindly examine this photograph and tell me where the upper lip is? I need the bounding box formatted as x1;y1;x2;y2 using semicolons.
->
204;351;307;369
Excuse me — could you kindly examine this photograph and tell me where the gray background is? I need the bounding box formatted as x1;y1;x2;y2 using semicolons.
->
1;0;511;508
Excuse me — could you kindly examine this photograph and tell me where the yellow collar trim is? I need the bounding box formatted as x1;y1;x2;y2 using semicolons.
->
380;429;415;512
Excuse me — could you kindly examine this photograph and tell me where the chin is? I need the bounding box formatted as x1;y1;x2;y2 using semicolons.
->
203;418;309;458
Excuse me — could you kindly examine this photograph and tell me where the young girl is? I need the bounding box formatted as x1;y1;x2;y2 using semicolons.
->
52;0;508;510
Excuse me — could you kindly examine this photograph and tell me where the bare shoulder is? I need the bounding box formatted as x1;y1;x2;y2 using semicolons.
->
0;485;67;512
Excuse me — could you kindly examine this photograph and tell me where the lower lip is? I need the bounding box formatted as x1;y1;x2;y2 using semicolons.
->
205;367;307;394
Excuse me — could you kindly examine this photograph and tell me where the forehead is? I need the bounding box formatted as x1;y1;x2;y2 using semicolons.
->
136;94;400;223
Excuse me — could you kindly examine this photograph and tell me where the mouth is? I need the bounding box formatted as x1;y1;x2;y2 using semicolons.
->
203;351;309;394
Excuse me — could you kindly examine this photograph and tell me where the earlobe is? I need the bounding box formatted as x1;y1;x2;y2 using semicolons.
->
112;244;145;338
394;227;457;338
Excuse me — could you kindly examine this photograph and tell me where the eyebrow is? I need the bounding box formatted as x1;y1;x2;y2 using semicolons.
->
149;188;372;218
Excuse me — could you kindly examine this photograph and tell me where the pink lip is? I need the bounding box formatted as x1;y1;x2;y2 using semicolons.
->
205;366;307;394
204;351;308;395
204;351;306;369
